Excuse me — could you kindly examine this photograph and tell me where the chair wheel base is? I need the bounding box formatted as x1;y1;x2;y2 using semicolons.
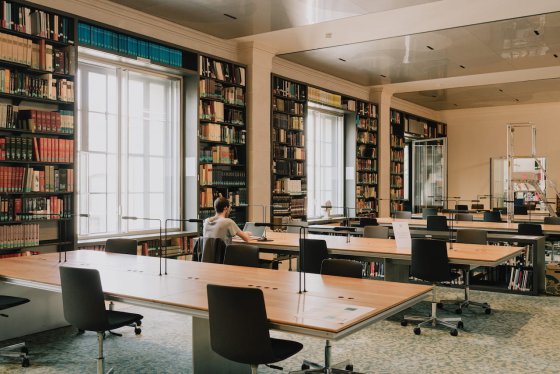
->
457;321;464;329
400;320;408;327
302;363;310;370
413;327;421;335
134;327;142;335
450;329;458;336
485;308;492;314
22;357;30;367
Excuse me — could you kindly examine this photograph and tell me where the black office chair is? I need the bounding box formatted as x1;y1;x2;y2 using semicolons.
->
483;211;502;222
224;244;260;268
544;217;560;225
455;213;473;221
201;237;227;264
0;296;30;367
394;211;412;219
518;223;543;236
320;259;363;278
206;284;303;374
422;208;438;219
545;217;560;261
358;217;378;227
362;225;389;239
471;203;484;210
401;239;462;336
514;206;528;215
442;229;491;314
59;267;143;374
427;215;448;231
455;204;469;211
105;238;138;255
299;239;329;274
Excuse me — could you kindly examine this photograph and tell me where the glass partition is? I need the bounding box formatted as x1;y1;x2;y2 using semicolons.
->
412;138;447;213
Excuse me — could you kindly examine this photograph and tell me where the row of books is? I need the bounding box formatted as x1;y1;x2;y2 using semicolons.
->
0;70;74;102
273;178;304;194
507;266;533;291
199;56;246;86
0;137;74;162
357;117;377;131
390;134;404;148
0;2;71;43
0;223;39;248
271;195;290;215
199;168;246;187
272;77;306;100
274;145;305;161
0;195;72;221
289;197;306;217
199;101;225;123
391;175;403;187
356;185;377;199
357;159;377;171
357;132;376;144
273;129;305;147
308;87;342;108
342;98;355;111
78;23;183;68
391;149;404;162
200;123;246;144
199;188;247;208
200;80;245;106
272;98;304;116
391;188;404;199
357;145;376;159
357;173;377;184
273;112;304;131
199;145;239;164
224;108;244;126
369;261;384;278
357;200;377;212
391;161;403;174
391;202;404;212
390;110;402;124
0;106;74;133
0;165;73;192
274;160;304;177
357;102;377;118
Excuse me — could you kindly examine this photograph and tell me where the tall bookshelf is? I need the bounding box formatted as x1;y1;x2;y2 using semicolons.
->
355;101;378;215
197;55;247;227
271;75;307;223
0;1;75;257
390;109;405;213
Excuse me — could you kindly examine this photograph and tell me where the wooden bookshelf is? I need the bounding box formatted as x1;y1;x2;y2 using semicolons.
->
390;109;405;213
271;75;307;222
197;55;247;227
0;1;76;257
355;100;378;216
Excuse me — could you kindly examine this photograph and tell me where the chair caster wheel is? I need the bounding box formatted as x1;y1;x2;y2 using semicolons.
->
450;329;458;336
485;308;492;314
346;364;353;371
301;364;310;370
457;321;464;329
436;302;443;309
455;308;462;314
22;357;30;367
21;347;28;354
136;320;142;326
413;327;421;335
400;320;408;327
134;327;142;335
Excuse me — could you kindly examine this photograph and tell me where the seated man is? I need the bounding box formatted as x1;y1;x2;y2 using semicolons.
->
203;196;251;245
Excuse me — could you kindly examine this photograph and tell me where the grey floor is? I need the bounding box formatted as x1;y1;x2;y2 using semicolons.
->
1;287;559;373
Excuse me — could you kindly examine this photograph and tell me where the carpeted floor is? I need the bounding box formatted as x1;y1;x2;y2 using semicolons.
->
1;287;559;373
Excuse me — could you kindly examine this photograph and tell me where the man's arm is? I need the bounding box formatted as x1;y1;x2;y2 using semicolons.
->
236;230;251;242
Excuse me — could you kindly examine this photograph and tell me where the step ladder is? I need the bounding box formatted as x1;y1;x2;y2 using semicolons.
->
506;123;558;222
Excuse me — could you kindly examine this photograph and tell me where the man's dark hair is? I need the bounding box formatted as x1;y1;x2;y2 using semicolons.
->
214;196;230;213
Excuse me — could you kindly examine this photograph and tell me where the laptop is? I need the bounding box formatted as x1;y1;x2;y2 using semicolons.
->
243;222;266;240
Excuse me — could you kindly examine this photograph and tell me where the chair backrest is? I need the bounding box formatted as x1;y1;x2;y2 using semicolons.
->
207;284;274;365
483;211;502;222
105;238;138;255
422;208;438;219
427;215;448;231
363;225;389;239
471;203;484;210
320;259;363;278
59;267;108;332
299;238;329;274
456;229;487;244
514;206;528;215
201;237;227;263
455;204;469;211
518;223;543;236
544;216;560;225
394;211;412;219
358;217;378;227
224;244;260;268
410;239;452;282
455;213;473;222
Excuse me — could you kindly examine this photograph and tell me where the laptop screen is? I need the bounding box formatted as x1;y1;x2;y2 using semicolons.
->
243;222;266;238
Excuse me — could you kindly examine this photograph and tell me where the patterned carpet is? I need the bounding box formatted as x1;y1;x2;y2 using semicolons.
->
1;287;559;373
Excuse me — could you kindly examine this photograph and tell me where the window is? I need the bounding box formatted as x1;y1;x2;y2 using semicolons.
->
306;107;344;218
77;58;180;238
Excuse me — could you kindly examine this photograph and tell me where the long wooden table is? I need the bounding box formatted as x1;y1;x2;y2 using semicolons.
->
0;250;432;373
410;212;549;222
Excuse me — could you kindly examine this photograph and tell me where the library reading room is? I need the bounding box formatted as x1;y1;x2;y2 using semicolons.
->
0;1;560;373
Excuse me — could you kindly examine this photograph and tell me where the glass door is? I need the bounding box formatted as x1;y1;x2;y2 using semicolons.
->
412;138;447;213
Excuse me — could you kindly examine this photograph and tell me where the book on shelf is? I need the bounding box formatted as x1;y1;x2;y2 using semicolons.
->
272;77;305;100
199;165;245;186
0;136;73;162
199;100;224;122
199;187;246;209
0;165;72;192
199;145;239;164
273;178;302;194
272;97;304;115
0;223;39;248
200;123;245;144
0;69;74;101
0;194;72;221
0;106;74;133
307;86;341;108
199;55;245;86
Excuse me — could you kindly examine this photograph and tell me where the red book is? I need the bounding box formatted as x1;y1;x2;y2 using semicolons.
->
33;138;40;161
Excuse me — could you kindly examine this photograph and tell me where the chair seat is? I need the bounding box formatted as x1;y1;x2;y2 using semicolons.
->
106;310;143;331
270;338;303;363
0;296;29;311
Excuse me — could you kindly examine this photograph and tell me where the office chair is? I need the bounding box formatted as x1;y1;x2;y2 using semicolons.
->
401;239;463;336
514;206;528;215
483;211;502;222
441;229;491;314
0;296;30;367
545;217;560;225
206;284;303;374
105;238;138;255
363;225;389;239
299;239;329;274
59;267;143;374
320;259;363;278
358;217;378;227
422;208;438;219
471;203;484;210
224;244;260;267
455;204;469;211
545;217;560;262
518;223;543;236
427;215;448;231
201;237;227;264
455;213;473;221
394;211;412;219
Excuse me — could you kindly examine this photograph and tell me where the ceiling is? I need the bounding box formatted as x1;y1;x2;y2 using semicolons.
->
107;0;560;110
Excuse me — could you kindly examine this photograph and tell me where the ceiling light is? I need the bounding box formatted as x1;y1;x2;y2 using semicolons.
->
426;46;434;50
460;65;466;69
534;30;540;36
514;98;520;102
338;58;346;62
431;95;437;98
380;74;387;78
453;104;458;107
224;13;237;20
554;54;558;58
498;89;504;92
